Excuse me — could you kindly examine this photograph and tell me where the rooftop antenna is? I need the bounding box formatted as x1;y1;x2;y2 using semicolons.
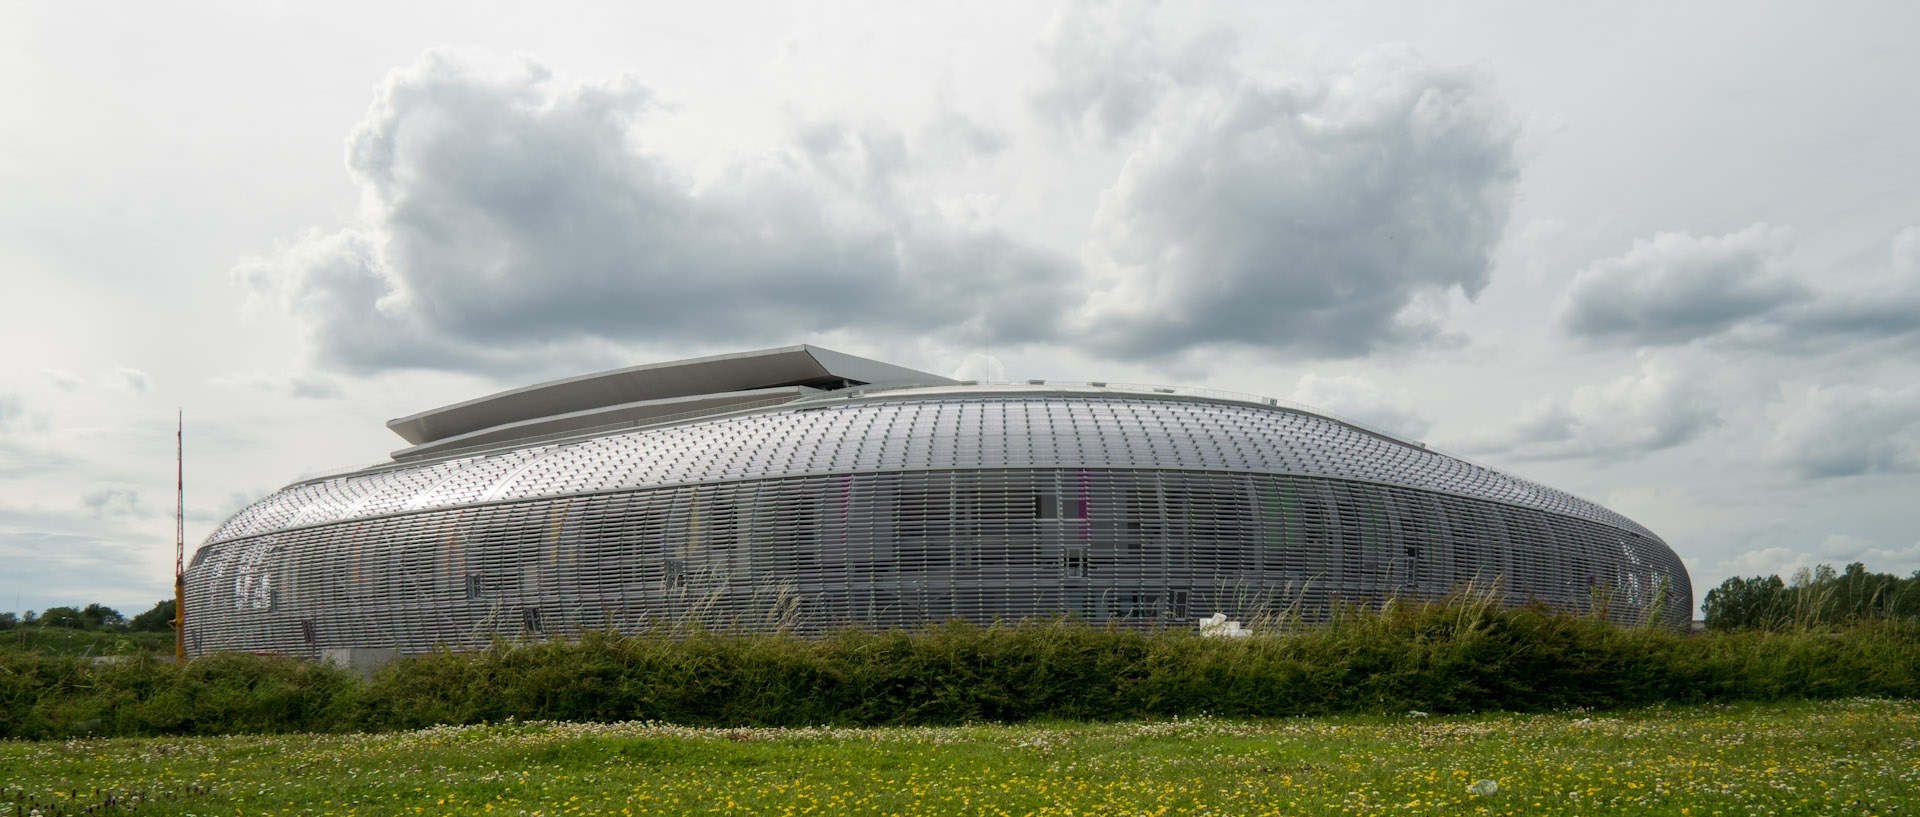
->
171;410;185;663
982;313;995;382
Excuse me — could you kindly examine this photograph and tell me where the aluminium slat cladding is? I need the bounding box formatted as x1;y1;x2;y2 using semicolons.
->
185;391;1690;657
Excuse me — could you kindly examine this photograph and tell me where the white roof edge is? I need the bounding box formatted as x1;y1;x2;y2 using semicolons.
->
386;345;955;446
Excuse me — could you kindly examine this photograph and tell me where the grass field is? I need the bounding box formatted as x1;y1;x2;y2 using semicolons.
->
3;698;1913;817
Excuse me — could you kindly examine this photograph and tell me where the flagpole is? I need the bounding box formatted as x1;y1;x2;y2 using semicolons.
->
172;410;185;663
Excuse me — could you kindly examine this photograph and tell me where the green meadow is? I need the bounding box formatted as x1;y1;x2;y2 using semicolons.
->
5;698;1913;817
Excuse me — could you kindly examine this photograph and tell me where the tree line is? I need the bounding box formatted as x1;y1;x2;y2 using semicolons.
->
1701;562;1920;631
0;599;175;632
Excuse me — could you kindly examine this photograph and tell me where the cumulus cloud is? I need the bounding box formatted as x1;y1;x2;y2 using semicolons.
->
1814;534;1920;576
1029;0;1233;141
1718;535;1920;580
1559;224;1808;346
1287;373;1432;439
1714;546;1813;580
948;353;1008;382
240;50;1077;376
1077;45;1519;360
242;44;1526;375
1769;384;1920;478
1561;224;1920;351
1472;355;1720;460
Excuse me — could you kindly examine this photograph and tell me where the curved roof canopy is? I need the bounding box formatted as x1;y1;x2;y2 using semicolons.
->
385;345;955;460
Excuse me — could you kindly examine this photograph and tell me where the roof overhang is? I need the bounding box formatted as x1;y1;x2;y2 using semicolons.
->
385;344;955;453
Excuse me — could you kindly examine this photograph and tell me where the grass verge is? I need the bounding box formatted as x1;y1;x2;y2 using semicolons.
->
3;698;1914;816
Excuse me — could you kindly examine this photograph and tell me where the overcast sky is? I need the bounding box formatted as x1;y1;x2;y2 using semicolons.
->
4;1;1917;619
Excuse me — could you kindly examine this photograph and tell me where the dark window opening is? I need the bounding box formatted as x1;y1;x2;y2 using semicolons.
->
522;606;545;635
1063;547;1087;578
1034;494;1058;519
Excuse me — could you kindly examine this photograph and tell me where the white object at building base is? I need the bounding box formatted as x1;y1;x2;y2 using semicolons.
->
322;646;400;680
1197;612;1250;638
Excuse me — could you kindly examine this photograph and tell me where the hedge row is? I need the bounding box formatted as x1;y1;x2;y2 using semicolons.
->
4;598;1915;739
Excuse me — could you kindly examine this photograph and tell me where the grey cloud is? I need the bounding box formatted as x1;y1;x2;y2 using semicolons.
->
1770;384;1920;478
112;366;152;393
1468;356;1720;461
1561;224;1920;352
0;413;73;478
288;375;341;400
240;51;1077;377
43;369;82;391
82;488;146;519
795;118;912;203
921;111;1007;161
1287;373;1432;440
1079;45;1518;360
1559;225;1809;346
0;393;21;431
1770;226;1920;350
0;528;169;614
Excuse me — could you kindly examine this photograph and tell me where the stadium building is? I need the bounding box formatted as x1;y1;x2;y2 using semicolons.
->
184;345;1691;657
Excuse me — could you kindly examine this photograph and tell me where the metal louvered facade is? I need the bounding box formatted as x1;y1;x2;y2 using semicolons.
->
185;384;1691;657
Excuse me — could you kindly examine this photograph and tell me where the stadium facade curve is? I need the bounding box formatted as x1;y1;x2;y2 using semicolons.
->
184;345;1692;657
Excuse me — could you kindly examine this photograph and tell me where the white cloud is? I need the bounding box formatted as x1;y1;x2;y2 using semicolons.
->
1077;44;1519;360
1029;0;1233;142
948;353;1008;382
1288;373;1432;439
1845;539;1920;577
1714;546;1812;580
1715;535;1920;580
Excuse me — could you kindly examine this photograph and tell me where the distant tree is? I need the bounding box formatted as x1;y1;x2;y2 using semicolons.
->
0;611;16;630
1702;575;1786;631
80;603;125;629
127;599;177;632
22;610;37;625
37;605;87;630
1706;562;1920;631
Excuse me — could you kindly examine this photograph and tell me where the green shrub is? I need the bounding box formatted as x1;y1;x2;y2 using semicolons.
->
3;596;1916;740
